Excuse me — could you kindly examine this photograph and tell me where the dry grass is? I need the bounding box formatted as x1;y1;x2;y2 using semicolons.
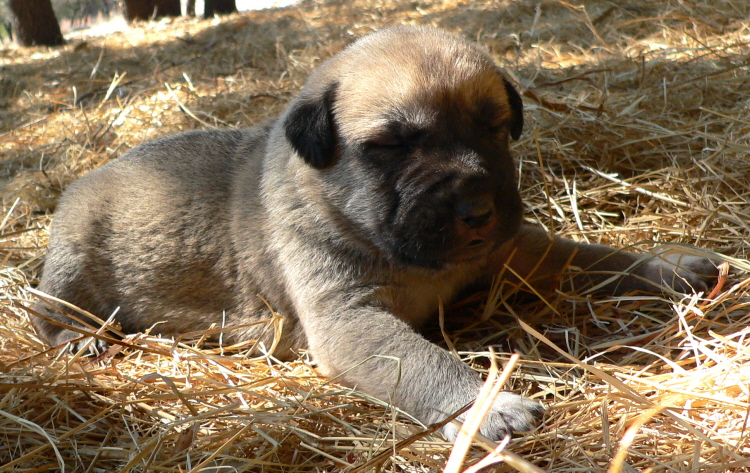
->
2;0;750;471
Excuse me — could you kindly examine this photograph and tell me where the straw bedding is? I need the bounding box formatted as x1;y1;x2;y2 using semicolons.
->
1;0;750;471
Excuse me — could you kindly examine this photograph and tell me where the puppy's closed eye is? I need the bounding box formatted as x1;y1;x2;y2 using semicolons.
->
366;135;410;149
367;126;425;150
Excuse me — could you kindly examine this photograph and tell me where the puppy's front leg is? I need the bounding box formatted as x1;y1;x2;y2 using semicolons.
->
297;296;543;441
499;225;718;295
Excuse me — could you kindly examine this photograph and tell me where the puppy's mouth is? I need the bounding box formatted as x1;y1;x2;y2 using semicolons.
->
448;245;490;264
387;223;512;269
446;231;498;264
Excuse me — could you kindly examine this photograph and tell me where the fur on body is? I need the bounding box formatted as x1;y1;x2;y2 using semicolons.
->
33;26;716;440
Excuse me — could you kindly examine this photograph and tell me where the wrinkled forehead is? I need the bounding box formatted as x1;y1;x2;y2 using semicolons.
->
332;39;512;142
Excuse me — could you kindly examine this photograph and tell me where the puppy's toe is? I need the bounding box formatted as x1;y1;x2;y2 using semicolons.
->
48;329;109;356
480;392;545;440
68;336;109;356
648;252;719;294
442;392;544;442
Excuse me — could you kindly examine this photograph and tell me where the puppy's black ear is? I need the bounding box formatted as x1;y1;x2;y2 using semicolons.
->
502;78;524;140
283;82;338;168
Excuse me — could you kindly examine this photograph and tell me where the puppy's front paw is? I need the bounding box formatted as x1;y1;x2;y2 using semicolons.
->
640;248;718;294
442;392;544;441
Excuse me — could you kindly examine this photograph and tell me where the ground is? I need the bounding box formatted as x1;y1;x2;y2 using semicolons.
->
1;0;750;471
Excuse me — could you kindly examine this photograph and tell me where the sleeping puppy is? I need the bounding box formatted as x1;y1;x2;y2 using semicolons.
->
32;26;717;441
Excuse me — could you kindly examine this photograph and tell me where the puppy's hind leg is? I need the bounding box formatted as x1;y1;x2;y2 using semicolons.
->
498;225;719;296
31;248;115;354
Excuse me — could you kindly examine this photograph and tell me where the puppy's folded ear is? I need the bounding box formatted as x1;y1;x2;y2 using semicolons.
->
502;77;524;140
283;82;339;168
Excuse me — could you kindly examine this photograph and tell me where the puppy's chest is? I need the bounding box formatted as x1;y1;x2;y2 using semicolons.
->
386;268;478;328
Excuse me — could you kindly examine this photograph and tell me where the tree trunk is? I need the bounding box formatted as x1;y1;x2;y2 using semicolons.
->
204;0;237;18
186;0;196;16
123;0;182;22
155;0;182;17
9;0;64;47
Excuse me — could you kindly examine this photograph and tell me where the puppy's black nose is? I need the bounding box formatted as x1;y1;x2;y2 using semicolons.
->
455;198;494;228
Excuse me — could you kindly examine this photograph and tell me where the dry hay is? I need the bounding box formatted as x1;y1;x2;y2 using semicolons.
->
2;0;750;471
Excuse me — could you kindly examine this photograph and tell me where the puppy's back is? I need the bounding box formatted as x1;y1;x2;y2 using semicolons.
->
34;128;267;346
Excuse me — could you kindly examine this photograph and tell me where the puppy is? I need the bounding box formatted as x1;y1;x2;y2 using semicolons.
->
32;26;716;441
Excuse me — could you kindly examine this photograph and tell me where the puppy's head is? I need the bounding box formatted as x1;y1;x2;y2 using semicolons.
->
283;26;524;268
